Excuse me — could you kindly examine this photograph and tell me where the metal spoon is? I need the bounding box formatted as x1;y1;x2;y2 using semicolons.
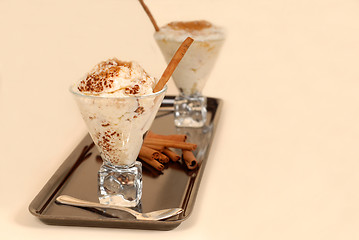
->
56;195;183;221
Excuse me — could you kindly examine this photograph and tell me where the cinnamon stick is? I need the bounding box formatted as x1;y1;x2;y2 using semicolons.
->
139;145;160;160
141;161;163;177
153;37;194;92
139;156;164;171
157;152;170;164
138;0;160;32
143;143;165;151
146;130;187;142
182;150;198;170
162;148;181;162
143;138;197;151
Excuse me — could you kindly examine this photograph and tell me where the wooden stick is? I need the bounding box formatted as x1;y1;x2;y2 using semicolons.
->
143;138;197;151
138;0;160;32
153;37;194;92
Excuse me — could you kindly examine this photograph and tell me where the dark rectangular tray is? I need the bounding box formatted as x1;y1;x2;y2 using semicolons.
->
29;96;222;231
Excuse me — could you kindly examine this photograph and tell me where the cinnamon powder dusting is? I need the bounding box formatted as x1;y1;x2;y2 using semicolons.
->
167;20;212;32
97;129;121;160
124;84;140;95
78;58;132;93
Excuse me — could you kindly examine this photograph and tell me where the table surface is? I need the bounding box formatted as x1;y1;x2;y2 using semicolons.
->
1;0;359;239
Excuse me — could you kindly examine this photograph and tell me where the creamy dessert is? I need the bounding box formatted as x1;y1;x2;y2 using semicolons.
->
154;20;225;96
71;58;166;166
76;59;155;97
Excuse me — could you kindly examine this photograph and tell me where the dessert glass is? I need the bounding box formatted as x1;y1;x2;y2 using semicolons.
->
154;32;225;127
70;85;167;207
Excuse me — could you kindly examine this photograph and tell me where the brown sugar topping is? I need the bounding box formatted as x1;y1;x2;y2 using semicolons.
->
167;20;212;32
78;58;132;93
124;84;140;95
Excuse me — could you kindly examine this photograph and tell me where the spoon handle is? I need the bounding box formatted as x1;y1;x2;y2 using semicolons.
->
56;195;140;218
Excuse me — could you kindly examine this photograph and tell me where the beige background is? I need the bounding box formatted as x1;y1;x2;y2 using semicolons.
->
1;0;359;239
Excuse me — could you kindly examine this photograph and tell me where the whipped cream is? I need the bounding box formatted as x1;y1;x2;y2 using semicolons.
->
76;58;156;97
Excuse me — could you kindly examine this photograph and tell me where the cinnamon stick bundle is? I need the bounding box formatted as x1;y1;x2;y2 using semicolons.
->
139;131;198;171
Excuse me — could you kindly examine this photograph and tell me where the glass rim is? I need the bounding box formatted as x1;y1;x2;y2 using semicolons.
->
69;84;167;100
153;27;226;42
153;34;226;42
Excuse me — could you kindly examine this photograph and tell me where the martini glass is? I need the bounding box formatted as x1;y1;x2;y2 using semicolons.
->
154;31;225;127
70;86;167;207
